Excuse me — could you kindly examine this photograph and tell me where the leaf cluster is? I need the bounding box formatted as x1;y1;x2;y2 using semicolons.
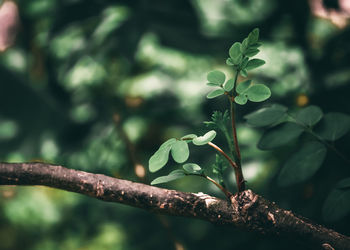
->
206;28;270;105
149;131;217;184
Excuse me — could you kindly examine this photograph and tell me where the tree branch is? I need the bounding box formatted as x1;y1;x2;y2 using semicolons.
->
0;163;349;249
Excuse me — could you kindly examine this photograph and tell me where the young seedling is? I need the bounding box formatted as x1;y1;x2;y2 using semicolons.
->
148;28;270;199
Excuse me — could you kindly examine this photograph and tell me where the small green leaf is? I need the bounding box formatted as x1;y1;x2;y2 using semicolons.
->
323;178;350;222
206;82;220;87
207;70;226;85
241;38;249;52
240;69;248;77
183;163;203;174
241;57;249;69
149;139;176;172
181;134;197;140
236;80;251;94
234;95;248;105
150;170;186;185
223;79;235;92
171;140;189;163
246;84;271;102
193;130;216;146
229;42;242;61
317;112;350;141
295;105;323;127
249;42;262;49
245;48;259;57
245;59;265;71
247;28;259;44
226;58;234;66
258;122;304;150
244;104;288;127
277;141;327;187
207;89;225;99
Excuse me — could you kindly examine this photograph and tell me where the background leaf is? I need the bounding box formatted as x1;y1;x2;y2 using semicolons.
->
150;170;186;185
207;89;225;99
317;112;350;141
244;104;287;127
207;70;226;85
323;178;350;222
246;84;271;102
258;122;304;150
171;140;189;163
149;139;176;172
277;141;327;187
295;105;323;127
193;130;216;145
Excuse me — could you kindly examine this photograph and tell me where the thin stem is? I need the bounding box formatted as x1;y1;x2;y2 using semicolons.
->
208;142;245;193
228;69;246;192
208;142;238;169
230;101;241;162
202;174;233;199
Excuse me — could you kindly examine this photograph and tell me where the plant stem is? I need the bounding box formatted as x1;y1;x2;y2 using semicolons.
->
208;142;238;169
208;141;245;192
229;70;246;192
202;174;233;199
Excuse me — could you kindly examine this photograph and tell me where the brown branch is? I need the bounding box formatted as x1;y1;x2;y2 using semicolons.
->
0;163;349;249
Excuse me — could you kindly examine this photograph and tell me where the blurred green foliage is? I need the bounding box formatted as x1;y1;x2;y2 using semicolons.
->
0;0;350;249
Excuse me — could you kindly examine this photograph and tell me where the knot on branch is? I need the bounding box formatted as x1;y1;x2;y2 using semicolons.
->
230;189;258;220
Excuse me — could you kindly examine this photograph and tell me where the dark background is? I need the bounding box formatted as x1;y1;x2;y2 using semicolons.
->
0;0;349;249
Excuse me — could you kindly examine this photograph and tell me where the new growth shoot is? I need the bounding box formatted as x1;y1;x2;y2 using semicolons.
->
148;28;270;199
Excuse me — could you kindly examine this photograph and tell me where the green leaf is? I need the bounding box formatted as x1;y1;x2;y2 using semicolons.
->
241;38;249;52
171;140;189;163
240;57;249;69
323;178;350;222
244;104;288;127
207;89;225;99
234;95;248;105
317;112;350;141
277;141;327;187
183;163;203;174
245;48;259;57
246;84;271;102
193;130;216;145
249;42;262;49
181;134;197;140
150;170;186;185
245;59;265;71
226;58;234;66
247;28;259;44
223;79;235;92
240;69;248;77
206;82;220;87
236;80;251;94
229;42;242;61
258;122;304;150
149;138;176;172
295;105;323;127
207;70;226;85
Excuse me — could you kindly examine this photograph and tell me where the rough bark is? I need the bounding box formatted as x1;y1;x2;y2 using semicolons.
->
0;163;349;249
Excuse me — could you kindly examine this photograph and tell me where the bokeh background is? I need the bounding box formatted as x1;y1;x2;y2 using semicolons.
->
0;0;350;249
